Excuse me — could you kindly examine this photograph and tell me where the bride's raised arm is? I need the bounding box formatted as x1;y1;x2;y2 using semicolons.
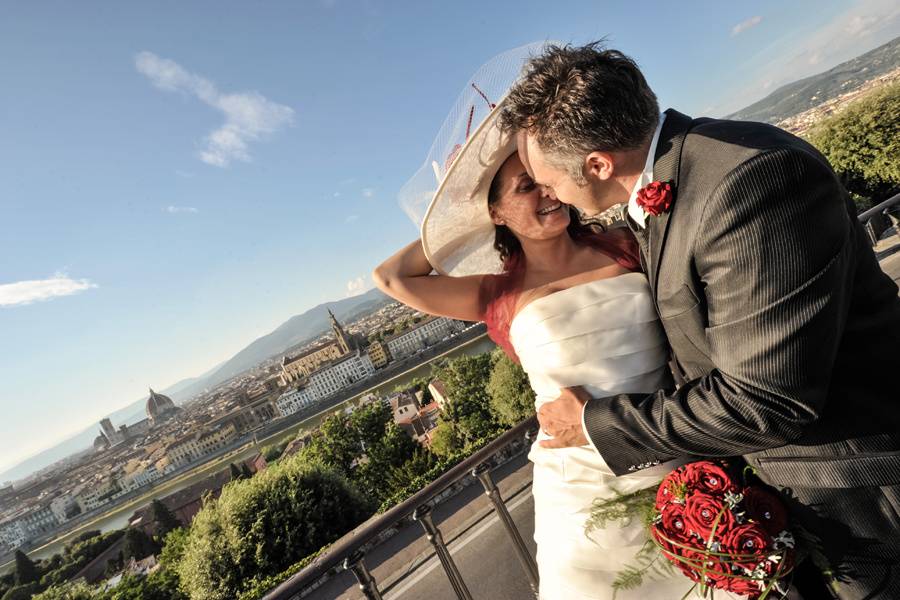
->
373;239;486;322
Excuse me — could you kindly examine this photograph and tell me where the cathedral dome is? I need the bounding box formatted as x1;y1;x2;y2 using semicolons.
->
146;388;178;423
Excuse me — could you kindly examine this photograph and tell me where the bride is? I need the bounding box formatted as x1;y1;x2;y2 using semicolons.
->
372;67;713;597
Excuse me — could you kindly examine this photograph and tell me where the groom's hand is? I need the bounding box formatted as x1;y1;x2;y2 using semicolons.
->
538;386;591;449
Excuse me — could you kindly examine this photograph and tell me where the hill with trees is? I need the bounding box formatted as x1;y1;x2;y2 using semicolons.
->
728;35;900;124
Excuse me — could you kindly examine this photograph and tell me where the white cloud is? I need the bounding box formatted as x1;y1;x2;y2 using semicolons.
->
845;14;879;36
346;276;372;297
732;16;763;36
165;205;199;214
135;51;294;168
345;214;360;223
0;274;97;307
362;188;375;198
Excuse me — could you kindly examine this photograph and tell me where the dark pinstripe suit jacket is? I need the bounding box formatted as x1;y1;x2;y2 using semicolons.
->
584;109;900;488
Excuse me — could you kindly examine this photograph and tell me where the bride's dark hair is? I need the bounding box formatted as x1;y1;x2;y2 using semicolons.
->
487;166;598;266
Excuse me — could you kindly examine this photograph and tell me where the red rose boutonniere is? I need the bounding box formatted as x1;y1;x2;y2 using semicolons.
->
636;180;673;217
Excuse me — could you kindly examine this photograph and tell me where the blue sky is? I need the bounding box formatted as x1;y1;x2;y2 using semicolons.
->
1;0;898;477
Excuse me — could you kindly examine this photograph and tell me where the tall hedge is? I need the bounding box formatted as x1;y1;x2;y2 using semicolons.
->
177;458;371;600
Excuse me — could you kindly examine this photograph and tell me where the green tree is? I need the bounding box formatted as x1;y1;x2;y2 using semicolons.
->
308;400;423;504
149;499;181;539
122;528;158;562
240;463;254;479
348;402;391;451
806;81;900;207
487;348;536;426
429;420;463;458
369;423;418;467
13;550;38;586
1;583;40;600
65;531;101;552
92;570;187;600
355;421;420;504
105;550;125;577
229;462;244;481
302;414;359;476
0;573;13;599
177;458;371;600
384;449;437;494
158;528;189;570
261;442;285;463
434;353;498;443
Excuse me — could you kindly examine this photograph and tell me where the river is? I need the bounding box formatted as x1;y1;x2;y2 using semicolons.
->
14;334;497;565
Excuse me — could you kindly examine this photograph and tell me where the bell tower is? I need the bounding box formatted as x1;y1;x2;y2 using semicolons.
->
328;308;351;354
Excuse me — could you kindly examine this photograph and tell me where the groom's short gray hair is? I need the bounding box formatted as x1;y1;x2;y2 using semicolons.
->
500;42;659;183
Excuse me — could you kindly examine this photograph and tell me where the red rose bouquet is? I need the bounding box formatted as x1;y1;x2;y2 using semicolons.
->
587;460;800;599
650;461;795;599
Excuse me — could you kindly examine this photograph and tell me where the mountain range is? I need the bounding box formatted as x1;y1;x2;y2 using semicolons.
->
727;35;900;124
0;288;390;484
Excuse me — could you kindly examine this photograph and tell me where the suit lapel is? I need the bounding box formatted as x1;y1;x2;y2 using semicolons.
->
647;109;693;299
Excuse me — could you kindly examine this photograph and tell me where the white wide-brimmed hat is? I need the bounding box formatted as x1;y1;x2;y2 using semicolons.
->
399;43;552;276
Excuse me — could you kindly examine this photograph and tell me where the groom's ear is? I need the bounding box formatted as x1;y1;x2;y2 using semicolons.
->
585;151;615;181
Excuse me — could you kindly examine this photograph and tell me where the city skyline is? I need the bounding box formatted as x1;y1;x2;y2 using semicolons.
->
2;0;899;477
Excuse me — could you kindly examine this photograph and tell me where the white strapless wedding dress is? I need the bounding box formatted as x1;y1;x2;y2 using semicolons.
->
510;273;719;600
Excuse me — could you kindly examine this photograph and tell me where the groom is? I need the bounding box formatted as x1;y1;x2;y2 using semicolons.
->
501;43;900;598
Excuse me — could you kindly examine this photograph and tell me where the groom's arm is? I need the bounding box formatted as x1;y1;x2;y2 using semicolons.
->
582;144;857;475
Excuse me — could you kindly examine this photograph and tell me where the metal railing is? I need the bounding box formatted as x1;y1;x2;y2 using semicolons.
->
858;191;900;245
262;416;540;600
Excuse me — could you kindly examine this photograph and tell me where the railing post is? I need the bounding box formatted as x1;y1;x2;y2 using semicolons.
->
865;220;878;246
472;463;540;596
343;550;383;600
413;503;474;600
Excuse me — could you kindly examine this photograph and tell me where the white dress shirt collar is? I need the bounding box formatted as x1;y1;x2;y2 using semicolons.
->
626;113;667;229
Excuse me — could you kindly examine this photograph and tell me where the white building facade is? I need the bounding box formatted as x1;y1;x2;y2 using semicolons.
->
276;386;317;417
49;494;80;523
308;351;375;400
0;517;28;550
21;505;59;538
386;317;463;360
165;423;237;470
76;478;120;512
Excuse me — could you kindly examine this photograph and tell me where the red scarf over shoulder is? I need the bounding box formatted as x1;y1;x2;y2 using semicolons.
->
478;228;642;363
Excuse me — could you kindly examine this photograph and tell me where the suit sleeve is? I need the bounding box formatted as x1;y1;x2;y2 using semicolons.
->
583;146;857;475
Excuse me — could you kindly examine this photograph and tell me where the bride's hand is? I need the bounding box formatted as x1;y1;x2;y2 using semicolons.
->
538;387;591;449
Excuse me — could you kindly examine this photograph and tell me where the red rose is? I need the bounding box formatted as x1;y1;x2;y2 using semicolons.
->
694;552;734;587
675;548;707;583
683;461;737;496
684;493;734;540
742;486;789;535
721;523;771;569
659;502;694;544
724;574;764;597
652;528;702;582
635;180;673;216
655;468;686;509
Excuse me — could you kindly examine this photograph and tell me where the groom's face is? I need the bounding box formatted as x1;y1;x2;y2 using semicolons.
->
517;131;619;217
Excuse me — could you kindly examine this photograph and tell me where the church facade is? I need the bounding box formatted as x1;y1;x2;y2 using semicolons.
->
279;309;357;385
